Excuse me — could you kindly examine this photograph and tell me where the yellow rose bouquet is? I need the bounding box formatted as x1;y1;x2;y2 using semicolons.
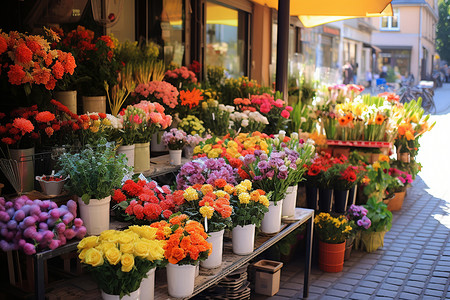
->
77;227;165;298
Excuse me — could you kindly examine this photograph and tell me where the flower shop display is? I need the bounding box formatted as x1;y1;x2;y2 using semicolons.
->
229;106;269;133
178;115;206;136
314;212;353;272
162;128;187;165
58;139;132;234
132;81;179;112
229;180;269;255
105;64;135;116
164;66;198;90
201;99;235;137
362;155;394;204
77;226;165;299
0;196;86;254
176;157;238;190
176;181;233;268
383;168;413;211
178;87;205;118
112;178;179;224
346;204;371;258
219;76;271;106
150;214;212;298
77;112;116;147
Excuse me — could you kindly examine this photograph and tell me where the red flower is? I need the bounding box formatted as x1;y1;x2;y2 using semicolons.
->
0;36;7;55
52;123;61;131
238;168;250;180
8;65;26;85
143;203;163;220
13;118;34;134
307;164;322;176
52;61;65;79
35;111;56;123
44;127;54;137
162;210;173;219
280;109;290;119
15;43;33;64
89;114;99;121
1;137;15;145
133;204;144;219
98;113;107;119
80;115;89;122
112;189;127;203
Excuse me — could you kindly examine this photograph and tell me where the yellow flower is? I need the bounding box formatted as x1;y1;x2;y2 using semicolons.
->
100;230;119;243
200;205;214;219
202;144;212;153
145;240;166;262
224;184;235;194
105;247;121;265
208;148;221;158
134;240;151;258
410;113;419;124
241;179;252;191
193;145;202;154
379;155;390;162
119;232;138;244
102;118;111;126
78;249;88;261
121;253;135;272
405;130;415;141
84;248;104;267
227;141;238;149
78;236;99;250
93;119;101;127
214;190;228;198
90;126;99;133
259;195;270;207
372;161;381;171
128;226;157;240
238;192;251;204
235;184;247;195
120;243;134;254
200;184;214;195
163;226;172;238
184;187;199;201
96;241;115;253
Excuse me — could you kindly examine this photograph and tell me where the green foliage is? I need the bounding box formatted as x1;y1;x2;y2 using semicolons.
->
363;197;392;233
363;160;394;201
219;76;271;106
385;68;398;83
206;65;226;89
57;139;132;203
390;159;422;180
436;0;450;63
230;198;269;228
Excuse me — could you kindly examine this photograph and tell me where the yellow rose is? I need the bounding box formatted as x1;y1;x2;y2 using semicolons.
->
119;232;138;244
105;247;121;265
200;205;214;219
259;195;270;207
203;144;212;153
97;241;116;253
84;248;104;267
134;240;151;258
238;192;251;204
100;230;119;242
93;119;101;127
121;253;135;272
77;236;99;250
120;243;134;254
78;249;88;262
242;179;252;191
146;240;166;262
184;187;199;201
128;226;157;240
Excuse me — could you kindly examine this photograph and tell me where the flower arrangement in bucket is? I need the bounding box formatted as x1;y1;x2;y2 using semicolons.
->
229;180;269;255
314;212;353;272
77;226;166;299
162;128;187;165
346;204;371;257
150;214;212;298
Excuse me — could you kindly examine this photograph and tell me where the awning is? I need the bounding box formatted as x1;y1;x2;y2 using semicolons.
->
363;42;382;53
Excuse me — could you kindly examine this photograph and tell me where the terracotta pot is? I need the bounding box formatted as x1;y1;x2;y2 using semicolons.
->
318;240;345;272
383;191;406;211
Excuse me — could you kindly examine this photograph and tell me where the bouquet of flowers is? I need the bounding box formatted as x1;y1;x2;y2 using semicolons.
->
346;204;371;231
220;76;271;106
0;105;40;150
164;66;198;90
385;168;412;198
112;179;180;224
162;128;187;150
176;157;238;190
228;179;269;228
132;81;179;110
150;214;212;265
201;99;235;136
363;155;394;202
229;110;269;133
77;227;165;297
176;180;233;232
178;115;205;136
77;112;116;147
314;212;353;244
186;134;205;148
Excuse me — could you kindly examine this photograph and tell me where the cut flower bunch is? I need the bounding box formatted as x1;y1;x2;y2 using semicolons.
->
314;212;353;244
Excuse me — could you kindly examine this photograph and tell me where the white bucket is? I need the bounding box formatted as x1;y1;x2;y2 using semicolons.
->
260;200;284;234
77;196;111;235
166;263;196;298
101;288;140;300
232;224;255;255
282;185;298;217
169;150;182;165
117;144;135;168
139;268;155;300
200;229;224;269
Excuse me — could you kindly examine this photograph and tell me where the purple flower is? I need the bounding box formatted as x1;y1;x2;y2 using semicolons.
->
258;160;269;170
253;175;263;181
279;165;288;173
266;170;275;179
289;163;297;170
244;154;256;166
254;150;263;156
189;173;206;185
277;171;288;180
260;153;268;160
357;216;371;229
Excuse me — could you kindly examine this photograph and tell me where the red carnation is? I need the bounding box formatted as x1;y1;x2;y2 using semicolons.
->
112;189;127;203
98;113;107;119
36;111;56;123
13;118;34;134
1;137;15;145
89;114;99;121
162;210;173;219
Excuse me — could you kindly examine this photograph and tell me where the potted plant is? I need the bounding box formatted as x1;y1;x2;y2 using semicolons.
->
346;204;371;259
77;226;165;300
57;139;132;235
150;214;212;298
383;168;413;211
176;180;233;269
229;180;269;255
314;212;353;272
162;128;188;165
35;171;69;197
360;197;393;252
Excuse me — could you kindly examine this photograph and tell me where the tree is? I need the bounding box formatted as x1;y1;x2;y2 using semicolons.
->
436;0;450;63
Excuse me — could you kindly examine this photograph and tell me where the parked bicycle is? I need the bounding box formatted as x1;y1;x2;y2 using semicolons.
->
398;80;435;113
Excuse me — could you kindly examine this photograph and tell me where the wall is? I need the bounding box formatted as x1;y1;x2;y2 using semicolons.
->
107;2;135;41
251;4;272;86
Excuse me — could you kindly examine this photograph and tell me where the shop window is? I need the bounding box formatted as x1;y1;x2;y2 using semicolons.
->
205;1;249;78
380;8;399;31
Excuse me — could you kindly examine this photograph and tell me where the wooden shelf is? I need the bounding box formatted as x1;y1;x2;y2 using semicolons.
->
141;155;191;178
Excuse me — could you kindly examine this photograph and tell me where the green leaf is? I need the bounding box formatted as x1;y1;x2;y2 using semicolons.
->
81;194;91;204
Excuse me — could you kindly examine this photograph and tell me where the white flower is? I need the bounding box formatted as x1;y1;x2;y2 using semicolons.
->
241;119;249;127
226;105;235;113
107;114;122;129
290;132;299;140
278;130;286;140
218;104;226;111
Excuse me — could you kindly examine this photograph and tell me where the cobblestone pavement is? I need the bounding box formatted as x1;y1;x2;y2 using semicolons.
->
267;84;450;300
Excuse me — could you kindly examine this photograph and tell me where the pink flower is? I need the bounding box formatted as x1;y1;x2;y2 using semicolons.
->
285;106;293;112
274;99;284;108
132;114;142;124
281;109;290;119
260;103;272;114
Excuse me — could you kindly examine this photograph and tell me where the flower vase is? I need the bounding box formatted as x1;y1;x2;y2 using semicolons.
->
318;188;333;212
151;131;168;152
82;95;106;113
318;240;345;272
9;147;35;193
282;185;298;217
232;224;255;255
201;229;225;269
117;144;135;168
134;142;150;173
169;150;182;165
260;200;283;234
77;196;111;235
139;268;155;300
53;90;77;116
101;288;140;300
166;263;196;298
183;145;194;159
305;185;318;210
333;189;349;213
383;191;406;211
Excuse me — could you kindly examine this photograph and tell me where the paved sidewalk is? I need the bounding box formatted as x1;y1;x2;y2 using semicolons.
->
267;84;450;299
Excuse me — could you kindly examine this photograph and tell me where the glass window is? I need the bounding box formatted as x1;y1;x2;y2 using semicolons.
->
205;1;248;78
381;8;400;30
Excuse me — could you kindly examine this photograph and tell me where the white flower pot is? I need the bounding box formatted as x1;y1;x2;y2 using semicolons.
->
117;144;135;168
169;149;183;165
54;90;77;115
282;185;298;217
101;288;140;300
200;229;224;269
78;196;111;235
195;261;200;277
140;268;155;300
232;224;255;255
261;200;284;234
151;132;168;152
166;263;196;298
82;95;106;114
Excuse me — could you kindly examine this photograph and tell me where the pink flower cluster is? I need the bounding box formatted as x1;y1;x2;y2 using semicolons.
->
165;67;197;83
133;81;179;109
133;100;172;129
250;93;293;119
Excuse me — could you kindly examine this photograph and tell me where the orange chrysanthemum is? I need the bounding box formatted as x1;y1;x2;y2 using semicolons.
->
35;111;55;123
8;64;26;85
180;88;204;109
15;43;33;64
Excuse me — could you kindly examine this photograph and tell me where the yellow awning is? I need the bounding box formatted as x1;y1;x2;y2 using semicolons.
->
207;3;238;27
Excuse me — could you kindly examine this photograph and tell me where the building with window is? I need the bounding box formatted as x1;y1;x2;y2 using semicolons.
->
370;0;438;82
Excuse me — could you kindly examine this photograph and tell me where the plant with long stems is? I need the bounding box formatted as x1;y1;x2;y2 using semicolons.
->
105;65;135;116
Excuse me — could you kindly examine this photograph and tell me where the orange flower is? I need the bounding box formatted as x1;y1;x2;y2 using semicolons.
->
35;111;55;123
169;214;188;226
338;116;348;126
375;114;385;125
180;236;192;250
168;247;186;264
187;245;200;260
13;118;34;134
214;179;227;188
405;130;414;141
345;113;354;122
180;88;204;109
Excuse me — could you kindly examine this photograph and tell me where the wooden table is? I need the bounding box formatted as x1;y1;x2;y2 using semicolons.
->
155;208;314;299
142;154;190;178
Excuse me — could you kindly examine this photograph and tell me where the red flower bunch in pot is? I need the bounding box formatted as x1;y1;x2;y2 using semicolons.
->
112;178;182;224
